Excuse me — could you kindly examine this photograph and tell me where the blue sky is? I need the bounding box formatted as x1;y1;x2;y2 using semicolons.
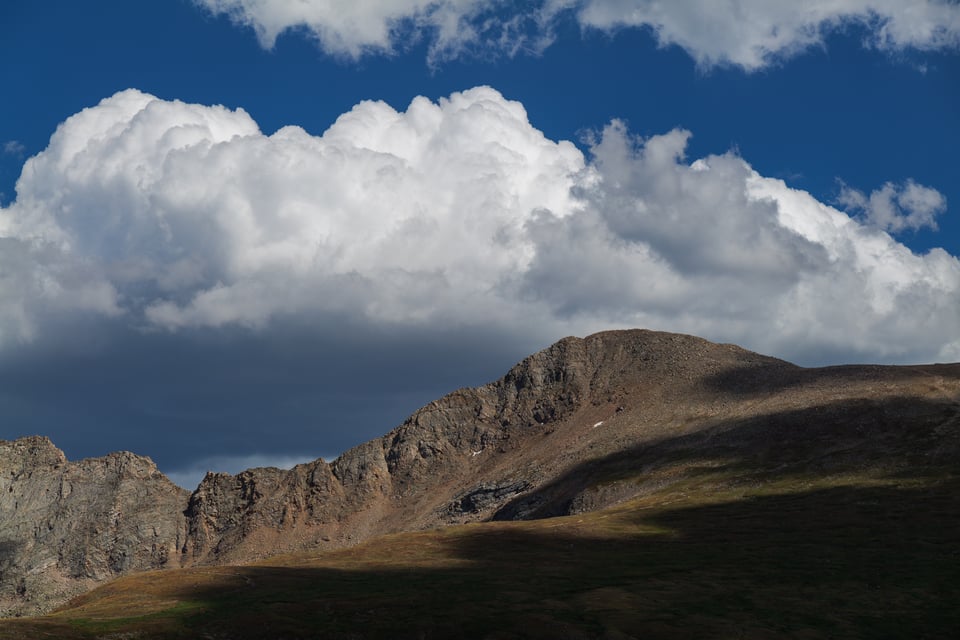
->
1;0;958;488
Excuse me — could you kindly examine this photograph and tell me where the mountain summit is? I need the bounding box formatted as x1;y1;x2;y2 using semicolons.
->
2;329;959;617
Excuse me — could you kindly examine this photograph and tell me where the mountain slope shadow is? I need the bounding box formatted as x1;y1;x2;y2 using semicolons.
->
7;477;958;639
493;395;960;520
701;360;960;396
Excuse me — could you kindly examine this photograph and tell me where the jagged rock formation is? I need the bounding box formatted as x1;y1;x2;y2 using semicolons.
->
0;437;188;616
3;329;960;616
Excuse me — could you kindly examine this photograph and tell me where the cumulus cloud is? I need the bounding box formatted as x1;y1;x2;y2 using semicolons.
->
0;239;120;345
521;121;960;362
838;179;947;233
1;87;958;365
193;0;960;69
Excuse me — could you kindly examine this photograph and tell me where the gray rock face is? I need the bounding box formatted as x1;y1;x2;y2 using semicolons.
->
450;481;532;514
0;437;189;617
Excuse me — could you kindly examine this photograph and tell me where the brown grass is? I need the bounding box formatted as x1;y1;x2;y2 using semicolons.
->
2;466;957;639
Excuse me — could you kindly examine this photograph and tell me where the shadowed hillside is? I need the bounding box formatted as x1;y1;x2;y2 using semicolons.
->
2;473;958;638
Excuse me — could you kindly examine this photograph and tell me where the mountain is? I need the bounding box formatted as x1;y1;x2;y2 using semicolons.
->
0;438;188;616
2;329;959;627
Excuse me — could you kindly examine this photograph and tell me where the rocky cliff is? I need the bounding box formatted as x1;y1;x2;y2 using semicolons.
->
0;437;188;616
3;329;959;616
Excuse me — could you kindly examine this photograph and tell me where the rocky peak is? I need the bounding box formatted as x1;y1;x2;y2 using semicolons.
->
72;449;168;482
0;436;67;471
0;441;189;617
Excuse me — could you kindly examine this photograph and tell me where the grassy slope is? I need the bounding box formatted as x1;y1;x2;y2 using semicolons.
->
2;468;958;639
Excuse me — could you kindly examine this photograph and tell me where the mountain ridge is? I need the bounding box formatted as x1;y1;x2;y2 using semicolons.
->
2;328;959;617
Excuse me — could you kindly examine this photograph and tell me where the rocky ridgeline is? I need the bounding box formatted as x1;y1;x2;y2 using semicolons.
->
3;329;959;616
197;332;782;544
178;332;625;565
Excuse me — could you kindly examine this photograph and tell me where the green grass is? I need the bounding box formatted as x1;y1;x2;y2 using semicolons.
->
2;469;958;639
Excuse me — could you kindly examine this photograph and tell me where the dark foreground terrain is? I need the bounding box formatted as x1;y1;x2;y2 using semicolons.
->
4;466;959;638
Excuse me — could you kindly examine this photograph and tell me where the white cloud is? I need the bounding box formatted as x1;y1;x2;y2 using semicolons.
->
1;87;958;366
0;87;583;337
838;179;947;233
0;238;121;346
193;0;557;64
574;0;960;70
2;141;25;156
520;121;960;362
193;0;960;69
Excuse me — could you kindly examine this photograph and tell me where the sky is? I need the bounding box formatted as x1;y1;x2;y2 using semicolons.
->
1;0;958;489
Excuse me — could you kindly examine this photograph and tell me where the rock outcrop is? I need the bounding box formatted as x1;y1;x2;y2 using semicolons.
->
3;329;960;616
0;437;188;616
